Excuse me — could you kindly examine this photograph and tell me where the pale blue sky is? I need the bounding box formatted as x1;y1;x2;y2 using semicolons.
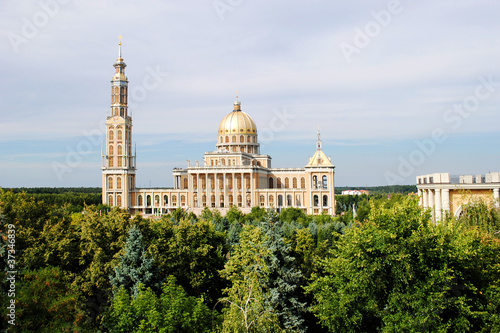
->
1;0;499;187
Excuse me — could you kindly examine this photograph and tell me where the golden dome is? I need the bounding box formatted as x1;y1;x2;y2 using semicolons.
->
218;101;257;135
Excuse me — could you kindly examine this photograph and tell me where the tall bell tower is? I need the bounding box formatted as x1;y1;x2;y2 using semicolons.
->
102;37;136;208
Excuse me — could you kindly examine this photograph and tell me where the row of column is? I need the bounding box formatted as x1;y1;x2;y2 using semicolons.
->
418;188;450;221
189;172;255;208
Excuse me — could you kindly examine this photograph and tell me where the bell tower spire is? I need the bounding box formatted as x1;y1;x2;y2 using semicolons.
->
118;35;123;59
102;37;136;209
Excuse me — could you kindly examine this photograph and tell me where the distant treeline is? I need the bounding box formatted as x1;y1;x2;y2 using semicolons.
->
1;187;102;213
335;184;416;195
5;187;101;194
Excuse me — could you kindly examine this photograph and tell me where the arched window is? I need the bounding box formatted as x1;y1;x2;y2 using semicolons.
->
313;176;318;189
246;194;251;207
260;195;265;207
154;195;160;206
278;195;283;207
138;195;143;206
247;135;251;142
109;130;114;140
253;136;257;143
202;195;207;207
229;195;234;206
211;195;215;208
181;195;186;206
269;178;274;189
108;176;113;189
228;176;233;189
117;195;122;207
232;136;236;143
218;176;224;189
293;177;297;188
117;145;123;155
240;135;244;143
301;177;305;189
322;175;328;189
313;195;319;207
225;136;229;143
245;176;251;189
193;176;197;189
241;147;245;153
237;195;242;207
236;176;242;189
201;177;206;189
220;136;223;143
117;177;122;189
109;145;114;155
120;108;124;117
220;194;225;208
108;195;113;206
172;195;177;206
323;195;328;207
277;178;282;189
193;194;198;208
269;195;274;205
163;195;168;205
287;194;292;206
285;178;290;188
118;130;123;140
147;195;152;206
296;195;301;207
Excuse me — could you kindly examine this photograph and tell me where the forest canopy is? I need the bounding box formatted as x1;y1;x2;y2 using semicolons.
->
0;189;498;332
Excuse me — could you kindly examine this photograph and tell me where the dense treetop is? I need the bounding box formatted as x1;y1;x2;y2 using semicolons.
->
0;188;498;332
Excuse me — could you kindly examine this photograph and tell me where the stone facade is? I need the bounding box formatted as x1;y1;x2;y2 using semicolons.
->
416;172;500;220
102;43;336;216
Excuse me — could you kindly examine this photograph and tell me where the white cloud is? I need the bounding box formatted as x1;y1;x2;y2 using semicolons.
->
1;0;500;186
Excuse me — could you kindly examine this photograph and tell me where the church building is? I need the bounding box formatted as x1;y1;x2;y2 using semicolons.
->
102;42;336;216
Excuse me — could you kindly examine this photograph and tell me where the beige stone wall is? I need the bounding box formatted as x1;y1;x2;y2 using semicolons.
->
449;189;495;216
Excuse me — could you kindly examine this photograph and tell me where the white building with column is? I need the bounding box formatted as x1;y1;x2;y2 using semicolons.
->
102;41;336;216
416;172;500;220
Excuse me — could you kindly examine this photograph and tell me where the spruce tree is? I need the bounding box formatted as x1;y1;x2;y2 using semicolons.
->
260;210;307;332
109;226;155;297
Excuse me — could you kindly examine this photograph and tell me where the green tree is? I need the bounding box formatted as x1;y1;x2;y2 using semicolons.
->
260;214;307;332
219;224;282;332
226;205;244;224
307;197;500;332
280;207;307;225
110;226;156;297
456;196;500;237
148;217;228;306
171;207;187;223
15;266;88;332
245;206;267;223
105;276;218;332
